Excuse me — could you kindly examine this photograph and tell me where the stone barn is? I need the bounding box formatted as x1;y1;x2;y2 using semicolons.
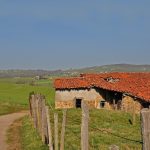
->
54;72;150;113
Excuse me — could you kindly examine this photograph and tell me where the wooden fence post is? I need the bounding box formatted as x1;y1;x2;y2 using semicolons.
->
46;106;53;150
41;98;48;144
113;99;116;110
60;109;67;150
36;95;41;133
29;94;32;116
54;113;58;150
38;95;43;137
141;108;150;150
132;101;136;125
81;101;89;150
41;96;45;143
29;93;51;145
33;94;38;128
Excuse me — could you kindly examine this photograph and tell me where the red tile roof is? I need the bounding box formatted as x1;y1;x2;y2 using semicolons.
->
54;73;150;101
54;77;91;89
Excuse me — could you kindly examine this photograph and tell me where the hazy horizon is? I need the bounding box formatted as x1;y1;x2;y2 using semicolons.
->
0;63;150;71
0;1;150;70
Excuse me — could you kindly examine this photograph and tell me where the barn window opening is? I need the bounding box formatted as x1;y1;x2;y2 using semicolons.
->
100;100;106;108
76;99;82;108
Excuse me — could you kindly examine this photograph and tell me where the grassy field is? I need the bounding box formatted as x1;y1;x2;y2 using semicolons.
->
48;109;142;150
0;77;55;115
14;108;142;150
0;77;142;149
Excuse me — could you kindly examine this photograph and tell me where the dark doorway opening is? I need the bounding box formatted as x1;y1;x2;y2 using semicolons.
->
76;99;82;108
100;100;105;108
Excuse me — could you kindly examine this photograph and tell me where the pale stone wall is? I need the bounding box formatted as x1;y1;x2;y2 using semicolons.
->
55;88;147;112
55;88;104;109
55;100;74;109
104;102;112;109
121;95;142;113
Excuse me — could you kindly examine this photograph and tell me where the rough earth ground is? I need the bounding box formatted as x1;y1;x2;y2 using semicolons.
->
0;112;28;150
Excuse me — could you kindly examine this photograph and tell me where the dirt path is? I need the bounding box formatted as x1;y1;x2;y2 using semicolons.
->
0;112;28;150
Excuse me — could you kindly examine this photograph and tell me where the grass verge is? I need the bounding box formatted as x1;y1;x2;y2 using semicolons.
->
7;116;48;150
20;116;48;150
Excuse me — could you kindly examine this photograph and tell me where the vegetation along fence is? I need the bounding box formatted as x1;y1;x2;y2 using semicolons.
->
29;93;150;150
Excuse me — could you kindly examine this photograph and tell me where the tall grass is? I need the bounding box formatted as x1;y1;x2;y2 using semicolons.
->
17;109;142;150
50;108;142;150
21;116;48;150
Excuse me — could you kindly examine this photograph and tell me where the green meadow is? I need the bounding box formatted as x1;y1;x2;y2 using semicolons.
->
0;77;55;115
20;109;142;150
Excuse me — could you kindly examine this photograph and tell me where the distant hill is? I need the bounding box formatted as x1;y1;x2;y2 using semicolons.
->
67;64;150;74
0;69;63;78
0;64;150;78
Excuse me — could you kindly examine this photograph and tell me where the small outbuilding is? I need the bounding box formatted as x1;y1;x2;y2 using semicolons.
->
54;72;150;113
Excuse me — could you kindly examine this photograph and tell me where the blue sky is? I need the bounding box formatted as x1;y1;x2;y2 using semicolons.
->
0;0;150;70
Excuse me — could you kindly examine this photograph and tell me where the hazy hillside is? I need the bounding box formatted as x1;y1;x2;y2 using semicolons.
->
0;70;63;78
68;64;150;74
0;64;150;78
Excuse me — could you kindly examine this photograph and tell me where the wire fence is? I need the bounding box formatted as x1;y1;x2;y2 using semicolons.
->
29;93;149;150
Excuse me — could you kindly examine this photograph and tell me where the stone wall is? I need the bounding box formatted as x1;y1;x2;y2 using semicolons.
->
55;88;122;109
55;88;146;112
55;88;104;109
121;95;142;113
55;100;74;109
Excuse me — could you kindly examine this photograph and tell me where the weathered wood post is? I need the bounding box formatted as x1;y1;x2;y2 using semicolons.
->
60;109;67;150
41;97;48;144
132;100;136;125
41;97;46;143
81;100;89;150
32;94;38;128
46;106;53;150
39;95;45;137
36;94;41;133
54;113;58;150
38;95;43;137
29;94;32;116
113;99;116;110
141;108;150;150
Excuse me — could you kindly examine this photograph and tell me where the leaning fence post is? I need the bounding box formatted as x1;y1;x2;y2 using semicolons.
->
41;98;48;144
81;101;89;150
46;106;53;150
141;108;150;150
60;109;67;150
54;113;58;150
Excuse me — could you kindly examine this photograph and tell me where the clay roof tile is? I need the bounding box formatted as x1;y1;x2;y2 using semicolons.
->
54;72;150;101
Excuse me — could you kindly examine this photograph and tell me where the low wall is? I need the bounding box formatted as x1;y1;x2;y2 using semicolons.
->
121;95;142;113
